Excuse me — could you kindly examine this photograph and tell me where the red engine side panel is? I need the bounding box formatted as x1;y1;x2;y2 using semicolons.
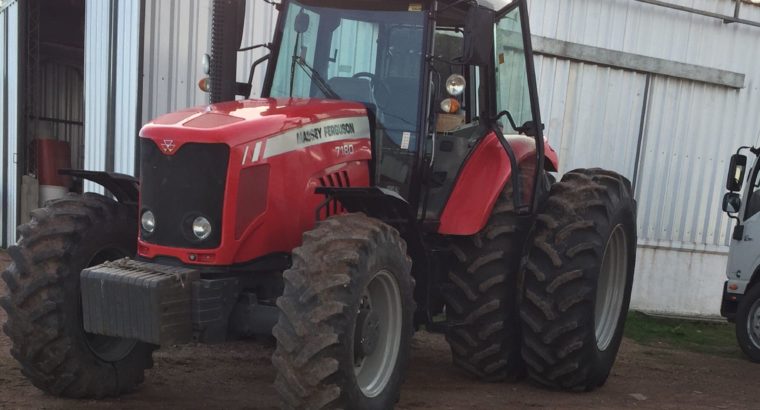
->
437;133;559;236
137;98;372;265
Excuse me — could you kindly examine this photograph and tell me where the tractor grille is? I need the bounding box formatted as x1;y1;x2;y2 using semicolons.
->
140;139;229;249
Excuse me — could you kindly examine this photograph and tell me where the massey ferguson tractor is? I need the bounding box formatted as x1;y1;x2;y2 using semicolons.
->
1;0;637;408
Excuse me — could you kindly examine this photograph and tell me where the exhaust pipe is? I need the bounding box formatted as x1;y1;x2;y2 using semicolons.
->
210;0;247;104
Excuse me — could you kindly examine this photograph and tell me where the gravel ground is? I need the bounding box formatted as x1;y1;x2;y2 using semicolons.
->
1;251;759;409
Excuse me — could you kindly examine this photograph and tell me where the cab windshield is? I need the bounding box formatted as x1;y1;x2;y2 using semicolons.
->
269;1;427;155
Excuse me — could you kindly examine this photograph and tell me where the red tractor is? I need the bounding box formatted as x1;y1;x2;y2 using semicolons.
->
1;0;637;408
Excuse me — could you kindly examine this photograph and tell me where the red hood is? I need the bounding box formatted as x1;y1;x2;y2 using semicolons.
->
139;98;368;152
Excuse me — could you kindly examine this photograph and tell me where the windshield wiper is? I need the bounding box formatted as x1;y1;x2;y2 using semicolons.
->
291;56;341;100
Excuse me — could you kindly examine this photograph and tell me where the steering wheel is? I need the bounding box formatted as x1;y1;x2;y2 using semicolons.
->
352;72;392;104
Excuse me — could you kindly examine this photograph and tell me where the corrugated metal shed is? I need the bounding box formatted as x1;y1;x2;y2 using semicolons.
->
528;0;760;251
3;1;19;246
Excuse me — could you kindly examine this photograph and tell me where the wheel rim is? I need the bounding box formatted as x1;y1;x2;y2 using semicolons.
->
353;270;403;398
83;247;138;363
595;224;628;352
748;298;760;350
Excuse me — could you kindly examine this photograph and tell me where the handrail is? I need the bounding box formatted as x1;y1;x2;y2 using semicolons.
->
633;0;760;29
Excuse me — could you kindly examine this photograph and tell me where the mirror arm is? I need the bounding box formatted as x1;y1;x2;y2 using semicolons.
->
245;54;271;98
493;110;521;133
239;43;272;53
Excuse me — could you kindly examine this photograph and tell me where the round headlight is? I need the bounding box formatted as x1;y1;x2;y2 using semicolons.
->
141;211;156;234
192;216;212;240
445;74;467;96
202;54;211;75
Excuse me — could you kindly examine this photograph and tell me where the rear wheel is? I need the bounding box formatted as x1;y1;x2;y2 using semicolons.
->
736;284;760;362
442;183;525;381
0;193;154;398
519;169;636;391
272;213;415;409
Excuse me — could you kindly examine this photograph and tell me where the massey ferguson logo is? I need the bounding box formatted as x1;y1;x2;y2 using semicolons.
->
160;140;177;154
296;122;356;144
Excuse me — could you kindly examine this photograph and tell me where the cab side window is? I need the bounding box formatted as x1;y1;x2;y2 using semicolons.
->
494;7;533;133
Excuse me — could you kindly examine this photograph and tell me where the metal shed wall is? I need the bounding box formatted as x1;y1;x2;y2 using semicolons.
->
2;1;19;247
0;7;5;247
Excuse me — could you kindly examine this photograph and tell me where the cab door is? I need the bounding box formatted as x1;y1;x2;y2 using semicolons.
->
727;158;760;290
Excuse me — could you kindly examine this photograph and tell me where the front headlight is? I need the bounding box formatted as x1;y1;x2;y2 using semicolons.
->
141;210;156;234
192;216;212;240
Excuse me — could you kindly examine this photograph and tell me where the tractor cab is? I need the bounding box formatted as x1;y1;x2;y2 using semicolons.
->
215;0;553;220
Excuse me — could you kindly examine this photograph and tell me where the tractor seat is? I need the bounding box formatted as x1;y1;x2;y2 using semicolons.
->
326;77;375;105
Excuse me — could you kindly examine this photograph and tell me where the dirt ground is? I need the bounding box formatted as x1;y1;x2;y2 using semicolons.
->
1;252;759;409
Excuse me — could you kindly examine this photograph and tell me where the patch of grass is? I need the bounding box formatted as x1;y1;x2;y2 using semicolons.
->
624;311;742;359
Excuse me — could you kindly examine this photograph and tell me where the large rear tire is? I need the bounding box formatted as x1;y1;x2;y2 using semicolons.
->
272;213;415;409
443;183;525;381
0;193;154;398
519;169;636;391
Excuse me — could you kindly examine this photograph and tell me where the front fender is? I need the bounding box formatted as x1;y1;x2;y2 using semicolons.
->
59;169;140;205
437;133;559;236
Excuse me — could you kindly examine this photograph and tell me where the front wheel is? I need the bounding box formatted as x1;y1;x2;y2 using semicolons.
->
736;284;760;362
0;193;154;398
272;214;415;409
519;169;637;391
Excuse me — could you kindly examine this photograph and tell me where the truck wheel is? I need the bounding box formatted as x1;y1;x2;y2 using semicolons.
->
443;183;525;381
736;284;760;362
272;213;415;409
0;193;155;398
519;169;636;391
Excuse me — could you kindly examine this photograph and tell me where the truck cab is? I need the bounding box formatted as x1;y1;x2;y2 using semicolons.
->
722;146;760;362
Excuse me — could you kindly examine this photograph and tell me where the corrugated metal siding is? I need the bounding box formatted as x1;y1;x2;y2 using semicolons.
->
114;0;141;175
83;0;111;193
534;56;647;178
142;0;211;121
5;2;18;245
528;0;760;250
0;6;6;246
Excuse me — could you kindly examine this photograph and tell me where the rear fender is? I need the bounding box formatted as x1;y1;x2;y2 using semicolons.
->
437;133;559;236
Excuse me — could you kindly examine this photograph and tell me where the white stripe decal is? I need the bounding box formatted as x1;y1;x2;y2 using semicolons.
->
242;145;250;165
263;117;371;160
252;141;262;163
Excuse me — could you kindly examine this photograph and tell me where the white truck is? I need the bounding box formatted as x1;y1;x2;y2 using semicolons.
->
722;146;760;362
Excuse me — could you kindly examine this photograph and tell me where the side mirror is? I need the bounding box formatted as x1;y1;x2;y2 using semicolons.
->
723;192;742;214
462;6;495;66
726;154;747;192
295;10;310;34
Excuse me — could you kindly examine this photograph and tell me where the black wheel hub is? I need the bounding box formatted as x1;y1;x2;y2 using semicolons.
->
355;308;381;359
